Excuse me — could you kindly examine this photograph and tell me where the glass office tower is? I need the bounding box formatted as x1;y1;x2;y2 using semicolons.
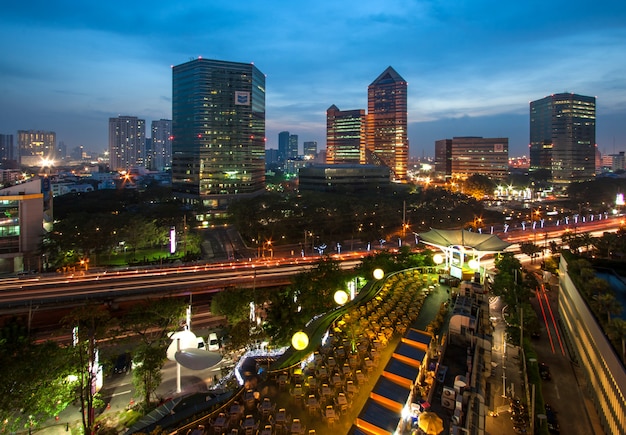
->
530;93;596;184
172;58;266;209
366;66;408;182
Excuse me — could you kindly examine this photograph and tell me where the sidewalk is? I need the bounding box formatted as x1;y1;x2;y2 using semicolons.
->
485;295;524;435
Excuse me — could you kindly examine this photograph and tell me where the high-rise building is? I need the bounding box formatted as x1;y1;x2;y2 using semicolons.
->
288;134;299;159
56;141;67;162
17;130;56;167
171;58;266;208
0;134;14;163
71;146;85;161
151;119;172;171
326;105;365;164
108;116;146;171
435;137;509;179
530;93;596;184
366;66;408;182
278;131;290;161
303;141;318;160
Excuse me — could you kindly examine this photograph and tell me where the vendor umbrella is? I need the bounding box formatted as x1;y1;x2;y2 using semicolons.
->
418;411;444;435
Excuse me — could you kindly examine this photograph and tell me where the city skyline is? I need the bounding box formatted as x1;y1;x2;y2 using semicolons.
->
1;1;626;158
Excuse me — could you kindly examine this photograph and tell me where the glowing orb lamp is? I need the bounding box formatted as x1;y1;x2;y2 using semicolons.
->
373;268;384;280
334;290;349;305
291;331;309;350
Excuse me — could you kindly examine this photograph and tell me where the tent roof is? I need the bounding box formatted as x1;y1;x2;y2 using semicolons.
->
384;358;420;382
419;228;511;253
357;398;402;434
404;329;432;349
394;343;427;364
371;376;411;407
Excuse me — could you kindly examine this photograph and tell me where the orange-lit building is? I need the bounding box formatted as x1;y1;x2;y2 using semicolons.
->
366;67;408;182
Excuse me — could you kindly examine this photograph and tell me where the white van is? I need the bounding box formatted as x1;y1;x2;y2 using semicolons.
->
208;333;220;351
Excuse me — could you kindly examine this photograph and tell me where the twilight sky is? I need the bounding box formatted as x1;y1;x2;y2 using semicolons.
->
1;1;625;158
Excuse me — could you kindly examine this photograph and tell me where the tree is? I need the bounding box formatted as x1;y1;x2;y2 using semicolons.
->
609;318;626;364
0;319;74;432
519;242;542;263
462;174;496;199
591;293;622;325
62;304;113;435
119;298;187;407
211;287;253;325
491;253;536;346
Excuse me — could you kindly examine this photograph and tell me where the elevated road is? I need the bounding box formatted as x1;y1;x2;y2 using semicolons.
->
0;257;363;314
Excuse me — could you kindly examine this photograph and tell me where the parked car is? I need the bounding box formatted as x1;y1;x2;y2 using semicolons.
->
539;362;551;380
208;333;220;351
545;403;560;433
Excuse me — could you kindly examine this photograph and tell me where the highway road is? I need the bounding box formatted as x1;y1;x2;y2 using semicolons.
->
0;216;620;338
0;257;364;312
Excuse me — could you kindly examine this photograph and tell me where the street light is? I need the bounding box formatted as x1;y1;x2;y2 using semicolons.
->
373;268;384;280
334;290;349;305
433;253;444;266
291;331;309;350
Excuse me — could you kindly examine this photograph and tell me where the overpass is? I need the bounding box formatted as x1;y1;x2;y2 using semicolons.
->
0;257;363;332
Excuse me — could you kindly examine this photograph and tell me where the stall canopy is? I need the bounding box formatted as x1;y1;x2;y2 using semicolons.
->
403;328;432;351
419;228;510;253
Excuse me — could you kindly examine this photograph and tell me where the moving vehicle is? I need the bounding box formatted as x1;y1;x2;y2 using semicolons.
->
539;362;551;380
545;403;560;433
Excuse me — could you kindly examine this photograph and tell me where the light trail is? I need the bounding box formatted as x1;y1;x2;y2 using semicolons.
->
542;283;566;355
536;285;555;353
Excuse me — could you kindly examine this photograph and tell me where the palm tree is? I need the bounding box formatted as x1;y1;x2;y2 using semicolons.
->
591;293;622;325
609;318;626;364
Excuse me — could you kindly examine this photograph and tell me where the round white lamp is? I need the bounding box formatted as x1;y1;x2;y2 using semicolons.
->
373;268;384;280
334;290;349;305
291;331;309;350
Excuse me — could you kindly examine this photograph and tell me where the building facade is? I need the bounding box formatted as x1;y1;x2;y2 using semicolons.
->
108;116;146;171
530;93;596;184
298;164;390;192
288;134;299;159
171;58;266;209
278;131;290;162
0;179;47;274
0;134;15;164
435;137;509;179
151;119;172;171
303;141;318;160
558;255;626;435
326;105;366;165
17;130;56;167
366;67;408;182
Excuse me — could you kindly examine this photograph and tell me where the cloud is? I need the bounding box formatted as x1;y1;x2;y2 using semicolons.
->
1;0;625;155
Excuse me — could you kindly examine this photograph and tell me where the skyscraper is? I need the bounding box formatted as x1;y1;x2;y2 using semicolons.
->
288;134;299;159
108;116;146;171
278;131;290;161
303;141;318;160
0;134;14;164
366;66;408;182
17;130;56;167
326;105;365;164
151;119;172;171
171;58;265;208
530;93;596;184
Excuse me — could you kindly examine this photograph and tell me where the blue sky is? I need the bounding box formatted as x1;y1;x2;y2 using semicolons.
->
1;1;625;158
